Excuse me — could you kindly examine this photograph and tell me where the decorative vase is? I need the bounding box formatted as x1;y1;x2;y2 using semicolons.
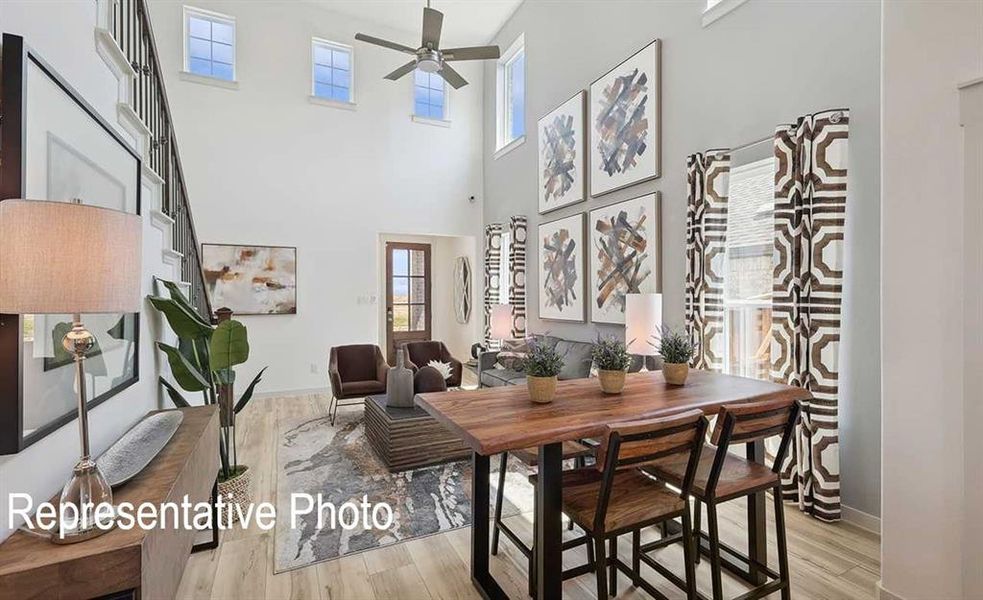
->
598;369;627;394
527;375;558;403
663;363;689;385
217;465;251;524
386;349;415;408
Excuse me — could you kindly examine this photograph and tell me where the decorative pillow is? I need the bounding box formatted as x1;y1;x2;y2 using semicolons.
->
427;360;453;380
495;339;529;371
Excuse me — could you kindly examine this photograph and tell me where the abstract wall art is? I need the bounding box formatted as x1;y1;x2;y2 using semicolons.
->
537;92;585;214
453;256;472;324
589;40;661;197
589;193;661;324
201;244;298;315
538;213;585;322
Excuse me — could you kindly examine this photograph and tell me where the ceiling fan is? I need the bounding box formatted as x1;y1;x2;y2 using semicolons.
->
354;1;501;89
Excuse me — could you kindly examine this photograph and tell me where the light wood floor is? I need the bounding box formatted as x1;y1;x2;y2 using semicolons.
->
176;387;880;600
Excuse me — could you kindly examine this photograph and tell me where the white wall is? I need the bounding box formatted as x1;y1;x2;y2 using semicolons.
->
880;1;983;598
482;0;882;518
0;0;171;542
148;0;484;395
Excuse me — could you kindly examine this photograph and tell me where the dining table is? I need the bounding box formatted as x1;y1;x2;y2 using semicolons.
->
416;368;812;600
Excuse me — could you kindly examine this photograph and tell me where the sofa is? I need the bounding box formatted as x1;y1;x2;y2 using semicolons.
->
477;334;661;388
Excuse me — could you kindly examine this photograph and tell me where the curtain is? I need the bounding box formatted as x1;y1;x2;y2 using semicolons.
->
508;215;527;339
483;223;503;347
771;108;849;522
685;151;731;372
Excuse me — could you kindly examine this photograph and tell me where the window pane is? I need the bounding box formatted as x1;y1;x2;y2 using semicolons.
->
430;88;444;108
331;86;350;102
429;103;444;120
414;85;429;105
212;21;234;44
188;16;211;39
410;305;426;332
314;44;332;65
189;37;211;60
410;278;426;303
332;49;350;70
415;100;429;117
410;250;425;276
428;75;444;93
212;41;233;64
392;305;409;332
313;64;331;84
212;62;233;80
392;248;408;276
333;68;350;89
189;57;212;76
392;277;409;302
314;82;331;98
414;69;428;86
510;52;525;139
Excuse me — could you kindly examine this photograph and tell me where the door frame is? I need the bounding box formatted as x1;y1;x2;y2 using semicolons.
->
385;241;433;364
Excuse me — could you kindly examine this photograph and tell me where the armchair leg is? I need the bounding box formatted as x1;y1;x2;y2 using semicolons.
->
329;396;338;426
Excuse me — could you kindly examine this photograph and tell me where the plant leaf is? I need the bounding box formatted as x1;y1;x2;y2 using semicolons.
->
157;341;210;391
234;367;267;414
149;296;214;340
159;377;191;408
210;319;249;371
158;279;211;326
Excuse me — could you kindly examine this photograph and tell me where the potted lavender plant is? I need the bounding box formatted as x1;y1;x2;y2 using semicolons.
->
656;327;695;385
522;339;564;403
592;336;631;394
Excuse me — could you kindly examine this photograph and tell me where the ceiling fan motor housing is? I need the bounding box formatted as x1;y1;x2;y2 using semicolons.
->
417;49;442;73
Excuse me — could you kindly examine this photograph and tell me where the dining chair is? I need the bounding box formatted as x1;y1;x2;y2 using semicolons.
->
534;409;707;600
642;398;802;600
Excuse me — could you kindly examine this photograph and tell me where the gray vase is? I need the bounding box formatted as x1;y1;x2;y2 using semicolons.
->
386;349;415;408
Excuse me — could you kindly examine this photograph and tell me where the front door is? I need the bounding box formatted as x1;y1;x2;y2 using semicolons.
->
385;242;432;364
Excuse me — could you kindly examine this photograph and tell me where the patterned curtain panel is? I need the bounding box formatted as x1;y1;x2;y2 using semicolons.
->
685;151;730;371
483;223;503;346
508;216;528;339
771;108;849;522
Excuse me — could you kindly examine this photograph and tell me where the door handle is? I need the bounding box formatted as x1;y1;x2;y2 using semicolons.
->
386;308;393;323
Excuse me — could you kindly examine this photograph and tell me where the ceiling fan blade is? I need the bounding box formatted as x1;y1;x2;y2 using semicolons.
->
384;60;418;81
439;63;468;89
442;45;501;61
421;6;443;49
354;33;417;54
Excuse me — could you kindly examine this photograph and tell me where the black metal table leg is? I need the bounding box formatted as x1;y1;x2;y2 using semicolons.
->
471;451;507;599
536;442;563;599
746;440;767;585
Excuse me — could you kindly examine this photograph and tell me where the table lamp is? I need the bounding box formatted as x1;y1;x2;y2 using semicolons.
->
626;293;663;358
489;303;513;348
0;199;142;543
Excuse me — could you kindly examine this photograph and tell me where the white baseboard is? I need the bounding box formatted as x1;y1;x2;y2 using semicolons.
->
841;504;881;534
254;387;330;399
876;580;905;600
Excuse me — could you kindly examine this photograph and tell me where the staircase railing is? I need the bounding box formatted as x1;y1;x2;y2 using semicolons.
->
109;0;213;321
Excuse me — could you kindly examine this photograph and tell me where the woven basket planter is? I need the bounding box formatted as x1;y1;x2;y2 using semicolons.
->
217;465;252;523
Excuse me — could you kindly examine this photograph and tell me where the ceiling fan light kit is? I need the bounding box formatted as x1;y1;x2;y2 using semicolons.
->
355;1;501;89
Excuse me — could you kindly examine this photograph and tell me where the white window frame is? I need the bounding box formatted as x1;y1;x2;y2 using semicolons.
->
182;5;237;86
411;70;450;126
495;34;525;157
703;0;749;27
310;37;356;109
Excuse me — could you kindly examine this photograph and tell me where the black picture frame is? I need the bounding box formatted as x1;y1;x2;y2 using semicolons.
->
0;34;143;454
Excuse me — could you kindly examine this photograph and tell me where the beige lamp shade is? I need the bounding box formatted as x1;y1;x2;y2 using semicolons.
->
625;293;662;355
489;303;513;340
0;199;142;314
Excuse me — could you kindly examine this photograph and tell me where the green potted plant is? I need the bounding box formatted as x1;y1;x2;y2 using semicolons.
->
522;338;564;403
148;280;266;520
592;336;631;394
655;327;695;385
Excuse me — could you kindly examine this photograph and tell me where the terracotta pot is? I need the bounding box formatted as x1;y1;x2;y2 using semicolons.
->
527;375;558;403
598;369;627;394
217;465;252;523
663;363;689;386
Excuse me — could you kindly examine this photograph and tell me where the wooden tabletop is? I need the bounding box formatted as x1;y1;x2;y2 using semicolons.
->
416;370;811;455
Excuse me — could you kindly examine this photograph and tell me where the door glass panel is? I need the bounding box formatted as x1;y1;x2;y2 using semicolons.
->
410;249;426;276
393;277;408;303
410;305;426;332
410;277;426;303
392;305;409;332
393;249;409;277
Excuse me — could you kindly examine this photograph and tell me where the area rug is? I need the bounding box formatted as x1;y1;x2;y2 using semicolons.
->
273;412;533;573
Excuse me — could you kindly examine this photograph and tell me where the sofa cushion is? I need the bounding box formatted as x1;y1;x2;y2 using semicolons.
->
481;369;527;387
341;380;386;396
495;338;529;371
555;340;594;380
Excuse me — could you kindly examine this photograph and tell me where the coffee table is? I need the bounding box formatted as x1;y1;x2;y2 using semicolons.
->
363;395;471;472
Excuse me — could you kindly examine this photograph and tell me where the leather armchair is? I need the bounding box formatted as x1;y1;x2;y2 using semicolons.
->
327;344;388;425
401;341;463;388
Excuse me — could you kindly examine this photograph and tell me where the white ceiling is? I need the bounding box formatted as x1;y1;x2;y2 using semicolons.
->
308;0;523;47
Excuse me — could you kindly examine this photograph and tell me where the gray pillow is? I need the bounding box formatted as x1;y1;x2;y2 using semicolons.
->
554;340;594;380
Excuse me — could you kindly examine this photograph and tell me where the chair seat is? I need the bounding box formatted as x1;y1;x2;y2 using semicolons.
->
340;380;386;397
529;468;685;536
512;440;593;466
643;444;779;503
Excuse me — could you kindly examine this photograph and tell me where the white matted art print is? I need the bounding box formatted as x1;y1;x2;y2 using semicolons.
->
202;244;298;315
589;40;661;197
538;213;586;322
589;193;661;324
538;92;585;214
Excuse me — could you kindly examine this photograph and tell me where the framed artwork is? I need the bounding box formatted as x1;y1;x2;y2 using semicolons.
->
589;193;661;324
589;40;661;197
202;244;298;315
538;91;585;214
538;213;586;322
0;34;142;454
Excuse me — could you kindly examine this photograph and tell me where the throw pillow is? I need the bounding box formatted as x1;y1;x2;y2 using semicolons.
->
496;338;529;371
427;360;453;380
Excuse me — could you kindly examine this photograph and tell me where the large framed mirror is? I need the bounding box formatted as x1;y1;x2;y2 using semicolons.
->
0;34;141;453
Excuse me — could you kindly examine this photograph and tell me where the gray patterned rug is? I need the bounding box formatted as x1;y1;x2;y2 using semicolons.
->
274;412;532;573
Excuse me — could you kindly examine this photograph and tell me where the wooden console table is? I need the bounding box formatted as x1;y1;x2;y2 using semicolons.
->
0;406;219;600
364;395;470;471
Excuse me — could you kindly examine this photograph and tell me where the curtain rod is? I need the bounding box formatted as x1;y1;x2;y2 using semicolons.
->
718;110;845;157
